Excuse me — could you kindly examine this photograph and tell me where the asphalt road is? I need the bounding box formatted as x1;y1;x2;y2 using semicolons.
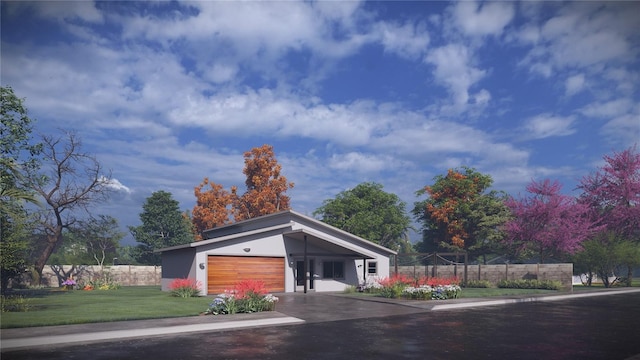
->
3;292;640;360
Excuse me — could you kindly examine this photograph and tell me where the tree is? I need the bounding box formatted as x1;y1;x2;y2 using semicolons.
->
465;190;512;263
0;212;34;292
578;146;640;286
503;179;599;263
22;131;112;283
192;144;294;236
233;144;294;221
314;182;412;250
413;167;508;260
129;190;194;265
1;86;42;291
48;215;124;267
0;86;42;179
192;178;233;239
573;232;640;287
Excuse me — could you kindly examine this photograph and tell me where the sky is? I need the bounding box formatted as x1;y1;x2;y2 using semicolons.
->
1;1;639;245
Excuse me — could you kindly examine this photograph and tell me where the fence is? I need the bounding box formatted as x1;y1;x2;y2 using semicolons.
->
394;263;574;290
33;265;162;287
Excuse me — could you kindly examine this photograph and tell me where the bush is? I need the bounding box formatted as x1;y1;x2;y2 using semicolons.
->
169;278;202;298
365;275;461;300
378;275;413;298
1;295;31;312
204;279;278;315
497;279;562;290
82;271;121;291
343;285;357;294
463;280;492;288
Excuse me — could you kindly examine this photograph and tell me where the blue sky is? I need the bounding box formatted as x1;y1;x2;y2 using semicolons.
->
2;1;638;245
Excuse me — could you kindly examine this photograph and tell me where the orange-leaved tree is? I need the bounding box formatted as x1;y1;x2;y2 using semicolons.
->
192;178;233;239
191;145;294;239
233;144;294;221
413;167;494;251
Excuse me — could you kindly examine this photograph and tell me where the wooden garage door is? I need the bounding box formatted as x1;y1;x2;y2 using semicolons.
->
207;256;285;294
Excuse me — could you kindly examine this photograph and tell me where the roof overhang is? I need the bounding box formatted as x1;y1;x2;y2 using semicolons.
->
284;228;378;259
156;222;293;253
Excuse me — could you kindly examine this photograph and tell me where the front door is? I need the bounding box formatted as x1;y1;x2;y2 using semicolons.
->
295;259;314;291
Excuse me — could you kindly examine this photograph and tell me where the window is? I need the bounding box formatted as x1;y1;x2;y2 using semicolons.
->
367;261;377;275
323;261;344;279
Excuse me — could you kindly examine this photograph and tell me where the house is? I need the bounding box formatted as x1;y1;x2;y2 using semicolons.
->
157;210;396;295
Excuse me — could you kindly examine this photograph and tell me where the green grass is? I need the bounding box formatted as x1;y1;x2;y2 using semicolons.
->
458;288;558;298
1;286;211;329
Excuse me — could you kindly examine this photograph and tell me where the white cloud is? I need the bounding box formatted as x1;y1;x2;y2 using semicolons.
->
580;98;633;119
520;3;637;76
452;1;515;37
374;119;529;166
600;105;640;146
524;114;576;139
101;177;132;194
329;152;393;173
204;63;239;84
425;44;487;112
375;20;430;59
565;74;586;97
167;89;391;147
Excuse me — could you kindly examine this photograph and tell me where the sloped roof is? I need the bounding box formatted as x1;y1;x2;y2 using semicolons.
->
156;210;396;256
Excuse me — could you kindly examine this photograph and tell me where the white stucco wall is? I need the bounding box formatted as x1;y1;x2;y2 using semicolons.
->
164;212;394;295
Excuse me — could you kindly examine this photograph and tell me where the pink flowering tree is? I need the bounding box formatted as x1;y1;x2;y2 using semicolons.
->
578;146;640;286
503;179;599;263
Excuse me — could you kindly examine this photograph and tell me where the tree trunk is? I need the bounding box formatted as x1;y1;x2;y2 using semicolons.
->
626;265;633;287
33;232;62;285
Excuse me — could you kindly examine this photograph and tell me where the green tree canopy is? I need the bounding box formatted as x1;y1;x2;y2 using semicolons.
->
1;86;42;292
413;167;509;262
129;190;194;265
313;182;412;250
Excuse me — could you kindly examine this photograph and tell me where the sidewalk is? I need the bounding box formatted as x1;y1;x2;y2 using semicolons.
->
2;287;640;352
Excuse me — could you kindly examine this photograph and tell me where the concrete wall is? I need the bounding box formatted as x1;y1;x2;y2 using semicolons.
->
394;263;573;290
36;265;161;287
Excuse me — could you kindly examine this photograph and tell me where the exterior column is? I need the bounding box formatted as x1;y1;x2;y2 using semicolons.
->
304;235;308;294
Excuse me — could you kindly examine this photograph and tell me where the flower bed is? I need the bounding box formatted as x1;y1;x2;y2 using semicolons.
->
204;279;279;315
169;278;202;298
361;275;461;300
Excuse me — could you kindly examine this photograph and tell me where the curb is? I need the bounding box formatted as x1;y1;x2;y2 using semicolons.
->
431;288;640;311
1;316;305;351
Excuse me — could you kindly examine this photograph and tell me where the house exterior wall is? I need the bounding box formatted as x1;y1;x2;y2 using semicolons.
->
160;247;196;291
161;211;395;295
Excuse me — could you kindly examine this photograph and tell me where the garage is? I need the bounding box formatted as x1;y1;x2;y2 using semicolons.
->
207;255;285;294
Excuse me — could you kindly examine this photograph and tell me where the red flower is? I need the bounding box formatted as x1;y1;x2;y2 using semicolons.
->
233;279;267;299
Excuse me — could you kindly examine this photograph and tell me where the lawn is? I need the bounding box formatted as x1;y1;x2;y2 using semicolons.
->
1;286;212;329
458;288;558;298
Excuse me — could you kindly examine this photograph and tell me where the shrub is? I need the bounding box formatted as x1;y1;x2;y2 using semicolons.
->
1;295;31;312
343;285;357;294
204;280;278;315
83;271;121;291
62;278;77;290
378;274;413;298
233;278;267;299
169;278;202;298
497;279;562;290
367;275;461;300
463;280;492;288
